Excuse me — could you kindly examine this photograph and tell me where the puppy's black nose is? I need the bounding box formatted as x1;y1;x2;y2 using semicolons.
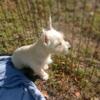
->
68;45;71;50
69;47;71;50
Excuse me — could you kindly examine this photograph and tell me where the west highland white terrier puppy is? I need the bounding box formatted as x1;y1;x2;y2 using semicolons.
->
11;17;71;80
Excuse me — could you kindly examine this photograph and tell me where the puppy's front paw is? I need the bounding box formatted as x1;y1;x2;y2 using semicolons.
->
47;57;53;64
43;65;49;70
41;73;49;81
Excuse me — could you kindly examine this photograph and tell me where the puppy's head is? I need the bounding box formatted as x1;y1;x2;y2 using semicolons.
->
40;27;71;55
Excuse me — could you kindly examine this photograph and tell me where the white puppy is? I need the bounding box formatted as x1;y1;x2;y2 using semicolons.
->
11;17;71;80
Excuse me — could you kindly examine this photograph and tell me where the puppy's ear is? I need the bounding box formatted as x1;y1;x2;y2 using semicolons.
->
42;28;46;33
49;15;53;29
41;29;50;46
44;34;49;45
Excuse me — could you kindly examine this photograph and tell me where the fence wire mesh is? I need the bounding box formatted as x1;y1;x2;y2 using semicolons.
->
0;0;100;99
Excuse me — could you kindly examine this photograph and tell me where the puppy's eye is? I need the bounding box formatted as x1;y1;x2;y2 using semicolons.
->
56;42;62;46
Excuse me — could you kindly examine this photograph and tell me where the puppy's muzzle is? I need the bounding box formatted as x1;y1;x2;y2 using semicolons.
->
65;42;71;49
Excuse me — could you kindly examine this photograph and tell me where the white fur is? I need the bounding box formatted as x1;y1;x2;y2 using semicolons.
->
12;26;71;80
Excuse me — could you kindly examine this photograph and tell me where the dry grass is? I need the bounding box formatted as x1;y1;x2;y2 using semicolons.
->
0;0;100;100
